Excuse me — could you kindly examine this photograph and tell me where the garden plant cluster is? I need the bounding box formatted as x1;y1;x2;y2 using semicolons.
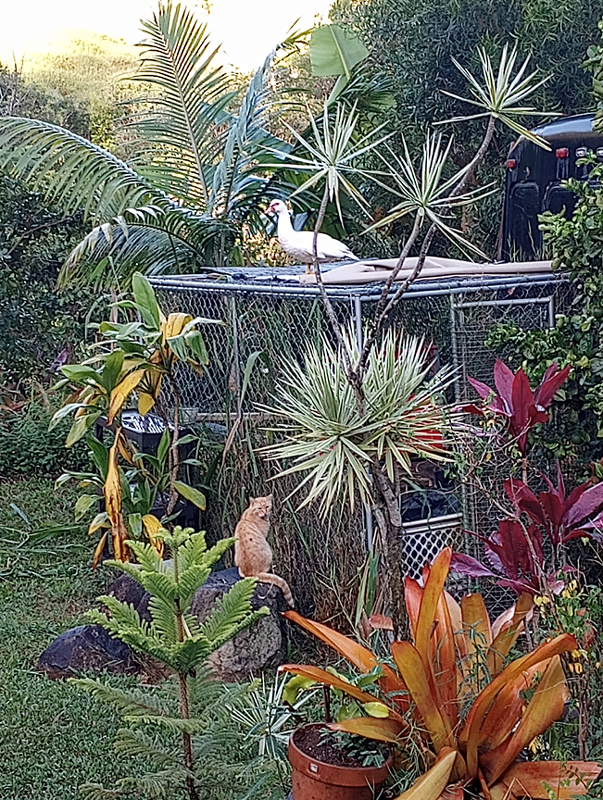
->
4;2;603;800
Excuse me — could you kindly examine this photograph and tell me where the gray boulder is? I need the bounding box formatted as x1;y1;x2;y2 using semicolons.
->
37;624;139;679
190;568;286;682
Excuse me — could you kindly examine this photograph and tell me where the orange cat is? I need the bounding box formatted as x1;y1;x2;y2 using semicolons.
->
234;495;294;607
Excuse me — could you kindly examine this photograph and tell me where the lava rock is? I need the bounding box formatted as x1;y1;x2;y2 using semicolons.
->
106;571;152;622
190;567;286;681
37;624;139;680
104;567;286;681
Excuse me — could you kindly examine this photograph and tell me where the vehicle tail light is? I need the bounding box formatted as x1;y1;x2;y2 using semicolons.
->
506;159;516;169
556;147;569;159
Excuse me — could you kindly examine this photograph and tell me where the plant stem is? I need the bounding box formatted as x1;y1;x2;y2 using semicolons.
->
174;547;198;800
312;184;356;380
167;374;181;516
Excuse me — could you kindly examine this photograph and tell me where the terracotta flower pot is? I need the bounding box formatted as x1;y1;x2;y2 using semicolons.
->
288;723;393;800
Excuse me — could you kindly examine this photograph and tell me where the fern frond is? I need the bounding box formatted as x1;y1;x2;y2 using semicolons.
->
199;579;269;651
176;564;212;609
127;539;164;572
201;536;237;571
0;117;169;221
88;600;176;667
148;596;179;642
79;783;122;800
113;728;179;766
177;529;209;570
72;678;172;720
140;572;178;606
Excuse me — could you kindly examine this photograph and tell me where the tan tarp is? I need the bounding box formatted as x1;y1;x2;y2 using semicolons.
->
293;257;554;285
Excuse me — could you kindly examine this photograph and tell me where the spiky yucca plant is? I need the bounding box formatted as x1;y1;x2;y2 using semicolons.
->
73;526;268;800
263;329;456;515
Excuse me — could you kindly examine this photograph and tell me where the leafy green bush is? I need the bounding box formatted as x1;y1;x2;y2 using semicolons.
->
0;404;90;477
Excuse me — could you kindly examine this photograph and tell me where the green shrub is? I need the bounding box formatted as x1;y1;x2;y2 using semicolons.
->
0;404;90;477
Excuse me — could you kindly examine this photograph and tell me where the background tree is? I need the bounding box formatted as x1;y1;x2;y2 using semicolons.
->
331;0;603;254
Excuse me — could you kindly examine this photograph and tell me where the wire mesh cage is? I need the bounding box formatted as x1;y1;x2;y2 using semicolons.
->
151;269;570;618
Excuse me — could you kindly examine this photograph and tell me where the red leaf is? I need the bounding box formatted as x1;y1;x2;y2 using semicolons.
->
533;364;571;409
566;480;603;528
450;552;497;579
510;368;534;452
467;375;494;400
504;478;545;525
493;360;515;411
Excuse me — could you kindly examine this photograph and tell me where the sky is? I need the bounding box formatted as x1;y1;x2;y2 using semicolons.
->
0;0;332;71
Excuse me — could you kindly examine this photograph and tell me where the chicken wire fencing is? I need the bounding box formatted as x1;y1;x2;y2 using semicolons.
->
150;270;570;618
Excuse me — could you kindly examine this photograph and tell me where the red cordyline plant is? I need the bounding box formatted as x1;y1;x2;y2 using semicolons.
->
454;359;603;594
505;466;603;564
451;470;603;594
464;359;570;456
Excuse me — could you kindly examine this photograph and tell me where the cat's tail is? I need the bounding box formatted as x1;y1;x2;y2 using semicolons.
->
256;572;294;608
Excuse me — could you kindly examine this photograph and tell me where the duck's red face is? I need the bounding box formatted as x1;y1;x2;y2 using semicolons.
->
267;200;285;215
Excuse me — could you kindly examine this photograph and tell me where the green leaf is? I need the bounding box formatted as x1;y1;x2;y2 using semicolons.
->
131;272;161;330
310;25;368;79
363;701;390;718
173;481;206;510
282;675;317;705
157;429;170;466
101;349;125;393
87;436;110;479
66;411;101;447
128;513;142;538
184;329;209;365
75;494;99;521
60;364;102;384
241;350;262;406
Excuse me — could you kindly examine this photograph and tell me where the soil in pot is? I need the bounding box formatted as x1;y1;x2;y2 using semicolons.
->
293;724;388;769
289;723;393;800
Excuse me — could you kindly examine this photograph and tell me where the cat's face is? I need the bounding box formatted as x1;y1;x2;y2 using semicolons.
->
248;494;273;520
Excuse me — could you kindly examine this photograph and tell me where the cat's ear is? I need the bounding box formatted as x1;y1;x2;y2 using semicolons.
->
267;494;274;502
248;496;256;504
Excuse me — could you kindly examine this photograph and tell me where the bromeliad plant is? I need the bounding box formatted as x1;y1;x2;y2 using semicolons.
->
281;548;602;799
73;525;268;800
52;272;216;562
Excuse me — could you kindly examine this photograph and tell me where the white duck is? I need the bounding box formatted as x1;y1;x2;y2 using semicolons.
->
267;199;358;274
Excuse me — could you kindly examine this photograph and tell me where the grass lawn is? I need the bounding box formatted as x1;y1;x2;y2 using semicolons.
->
0;476;286;800
0;476;143;799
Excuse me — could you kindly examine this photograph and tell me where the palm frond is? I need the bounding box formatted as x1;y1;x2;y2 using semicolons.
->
131;1;236;204
0;117;169;220
58;216;201;289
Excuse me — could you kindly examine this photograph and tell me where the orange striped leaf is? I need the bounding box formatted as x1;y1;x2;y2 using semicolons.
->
329;716;408;743
391;641;454;752
498;760;601;798
485;655;568;785
283;611;404;697
393;747;458;800
487;593;533;676
415;547;452;665
463;633;577;779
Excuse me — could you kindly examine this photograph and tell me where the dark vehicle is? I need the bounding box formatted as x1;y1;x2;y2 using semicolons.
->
500;113;603;260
